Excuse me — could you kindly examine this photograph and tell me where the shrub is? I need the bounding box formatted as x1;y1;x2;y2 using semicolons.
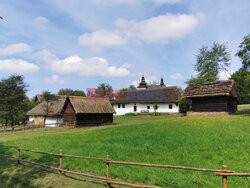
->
178;98;192;113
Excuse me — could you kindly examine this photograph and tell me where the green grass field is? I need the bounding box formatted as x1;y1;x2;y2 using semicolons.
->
0;106;249;187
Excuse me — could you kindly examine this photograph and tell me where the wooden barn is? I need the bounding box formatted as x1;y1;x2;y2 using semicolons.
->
183;80;239;115
27;96;115;127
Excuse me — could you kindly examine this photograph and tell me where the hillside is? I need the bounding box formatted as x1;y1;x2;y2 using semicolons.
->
0;107;249;187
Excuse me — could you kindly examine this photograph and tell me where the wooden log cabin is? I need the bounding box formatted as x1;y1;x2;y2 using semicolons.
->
27;96;115;127
183;80;239;115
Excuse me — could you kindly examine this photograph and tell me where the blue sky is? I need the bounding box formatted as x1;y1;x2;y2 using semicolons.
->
0;0;249;98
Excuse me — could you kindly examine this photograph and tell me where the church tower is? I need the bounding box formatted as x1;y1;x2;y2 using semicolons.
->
160;77;165;87
137;75;147;90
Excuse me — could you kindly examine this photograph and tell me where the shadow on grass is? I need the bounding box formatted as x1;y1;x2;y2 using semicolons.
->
0;146;106;188
232;108;250;116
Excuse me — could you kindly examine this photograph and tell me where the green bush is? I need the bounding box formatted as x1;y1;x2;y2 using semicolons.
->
178;98;192;113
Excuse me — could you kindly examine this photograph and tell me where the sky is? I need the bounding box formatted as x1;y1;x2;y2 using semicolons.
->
0;0;249;98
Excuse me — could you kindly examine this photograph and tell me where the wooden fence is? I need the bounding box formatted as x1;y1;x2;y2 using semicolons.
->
0;122;76;135
0;144;249;188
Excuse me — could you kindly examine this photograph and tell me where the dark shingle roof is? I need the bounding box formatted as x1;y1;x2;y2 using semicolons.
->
111;87;182;104
183;80;239;98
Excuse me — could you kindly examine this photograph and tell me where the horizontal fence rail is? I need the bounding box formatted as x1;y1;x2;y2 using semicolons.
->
105;160;235;173
103;180;158;188
0;122;76;135
19;147;106;161
0;144;249;188
216;172;250;176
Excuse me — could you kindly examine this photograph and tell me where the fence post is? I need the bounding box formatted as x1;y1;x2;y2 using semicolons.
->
222;165;228;188
106;155;111;188
17;144;21;164
22;125;25;133
59;149;63;173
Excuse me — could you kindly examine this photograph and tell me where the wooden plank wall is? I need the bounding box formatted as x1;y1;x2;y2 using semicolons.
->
77;114;113;126
192;96;230;112
63;102;76;125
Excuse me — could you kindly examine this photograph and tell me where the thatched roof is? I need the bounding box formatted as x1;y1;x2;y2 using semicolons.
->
68;96;115;114
34;94;44;103
111;87;182;104
27;96;115;116
27;96;67;116
183;80;239;99
34;94;64;103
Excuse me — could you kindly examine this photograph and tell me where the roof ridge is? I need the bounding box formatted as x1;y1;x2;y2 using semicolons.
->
188;80;233;86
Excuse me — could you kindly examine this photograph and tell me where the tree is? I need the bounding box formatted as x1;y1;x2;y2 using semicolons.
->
186;42;231;84
42;91;59;125
236;34;250;71
177;98;192;113
231;70;250;104
120;85;136;92
0;75;28;127
230;34;250;104
153;104;159;115
15;97;36;125
96;83;113;98
58;88;86;97
128;85;136;91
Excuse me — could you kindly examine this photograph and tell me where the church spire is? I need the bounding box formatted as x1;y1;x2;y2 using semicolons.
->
160;77;165;87
137;75;147;90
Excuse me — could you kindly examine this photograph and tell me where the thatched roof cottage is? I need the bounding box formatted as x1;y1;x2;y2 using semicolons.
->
27;96;115;127
183;80;239;115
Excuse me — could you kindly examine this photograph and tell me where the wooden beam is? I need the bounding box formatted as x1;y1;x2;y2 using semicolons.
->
105;160;234;173
103;180;157;188
216;173;250;177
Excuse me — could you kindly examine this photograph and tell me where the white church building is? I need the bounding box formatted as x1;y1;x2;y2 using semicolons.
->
112;76;183;115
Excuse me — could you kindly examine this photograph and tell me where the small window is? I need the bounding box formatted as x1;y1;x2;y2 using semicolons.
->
122;104;125;108
175;103;178;106
169;104;173;109
118;104;121;108
147;106;150;109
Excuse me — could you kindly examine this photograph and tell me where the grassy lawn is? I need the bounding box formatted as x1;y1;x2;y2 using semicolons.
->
0;107;249;187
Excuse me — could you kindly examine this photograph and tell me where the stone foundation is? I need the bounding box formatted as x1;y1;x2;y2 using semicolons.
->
187;111;229;117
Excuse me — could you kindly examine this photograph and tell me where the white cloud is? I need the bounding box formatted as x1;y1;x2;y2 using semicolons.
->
33;16;49;29
193;71;199;78
116;14;199;43
153;0;180;5
0;59;40;74
79;13;200;51
78;30;127;52
169;73;183;80
93;0;180;5
44;74;65;85
36;50;131;77
219;70;234;80
0;43;32;56
34;16;49;23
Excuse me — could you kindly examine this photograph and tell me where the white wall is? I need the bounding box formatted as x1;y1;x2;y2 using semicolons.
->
45;117;63;127
114;103;179;115
29;116;35;122
28;116;62;127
